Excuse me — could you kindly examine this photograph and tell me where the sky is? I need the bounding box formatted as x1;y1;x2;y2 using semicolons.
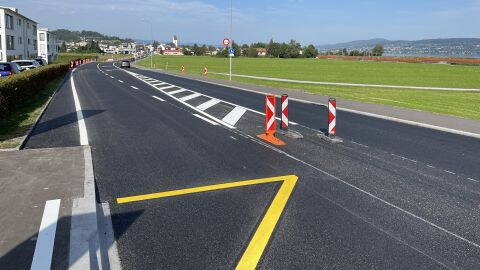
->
3;0;480;45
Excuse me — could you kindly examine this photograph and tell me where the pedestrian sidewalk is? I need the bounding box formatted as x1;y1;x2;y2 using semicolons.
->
0;146;89;270
134;64;480;138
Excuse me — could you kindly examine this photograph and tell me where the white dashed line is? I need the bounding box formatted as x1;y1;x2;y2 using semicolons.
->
222;106;247;126
30;199;61;270
351;141;369;148
229;136;237;140
193;114;219;125
426;165;435;168
444;170;456;175
197;99;221;111
131;86;139;90
118;80;123;83
467;178;479;183
152;95;165;102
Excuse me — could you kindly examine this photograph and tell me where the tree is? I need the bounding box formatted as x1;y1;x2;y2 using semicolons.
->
267;39;281;57
372;44;384;56
247;47;258;57
59;42;67;53
241;44;250;57
304;44;318;58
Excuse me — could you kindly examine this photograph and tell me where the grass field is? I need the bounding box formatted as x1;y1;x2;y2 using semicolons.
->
137;56;480;120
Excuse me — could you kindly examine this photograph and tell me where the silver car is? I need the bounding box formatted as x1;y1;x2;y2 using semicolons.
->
12;60;41;71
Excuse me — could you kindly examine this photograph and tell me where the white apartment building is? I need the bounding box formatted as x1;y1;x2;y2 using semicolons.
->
37;28;58;64
0;7;38;62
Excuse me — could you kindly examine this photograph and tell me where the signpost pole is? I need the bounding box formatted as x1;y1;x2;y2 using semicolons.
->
229;53;232;81
229;0;233;81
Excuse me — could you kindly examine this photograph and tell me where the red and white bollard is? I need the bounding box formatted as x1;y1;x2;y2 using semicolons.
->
181;65;185;74
203;66;208;77
257;95;285;146
328;98;336;136
281;94;289;130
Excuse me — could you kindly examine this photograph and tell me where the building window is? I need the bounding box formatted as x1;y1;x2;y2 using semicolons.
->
40;33;45;41
18;37;22;45
32;24;36;34
5;15;14;29
28;38;30;45
6;36;15;50
33;39;37;50
0;35;2;49
18;19;22;26
27;22;30;28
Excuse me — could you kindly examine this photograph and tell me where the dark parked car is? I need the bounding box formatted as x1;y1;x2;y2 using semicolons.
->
34;58;46;66
0;62;22;77
120;60;131;68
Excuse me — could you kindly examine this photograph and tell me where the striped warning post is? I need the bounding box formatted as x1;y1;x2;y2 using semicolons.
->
281;94;288;130
203;66;208;77
257;95;285;146
181;65;185;74
328;98;336;136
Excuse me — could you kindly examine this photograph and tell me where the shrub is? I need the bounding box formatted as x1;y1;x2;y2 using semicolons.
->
0;63;70;118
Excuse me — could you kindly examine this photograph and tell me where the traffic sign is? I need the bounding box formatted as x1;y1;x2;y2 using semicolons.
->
223;38;230;46
229;48;235;57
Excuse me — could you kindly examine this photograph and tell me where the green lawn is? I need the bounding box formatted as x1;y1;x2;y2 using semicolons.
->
137;56;480;120
0;77;64;149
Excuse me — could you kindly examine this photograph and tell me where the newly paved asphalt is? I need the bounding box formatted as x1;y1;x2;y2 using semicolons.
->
24;62;480;269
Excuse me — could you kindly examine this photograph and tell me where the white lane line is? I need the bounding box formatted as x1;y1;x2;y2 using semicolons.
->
168;89;187;95
193;114;219;125
152;95;165;102
159;85;176;91
110;76;115;79
467;178;479;183
351;141;369;148
71;75;89;145
222;106;247;126
30;199;61;270
444;170;456;175
229;136;237;140
197;99;221;111
118;80;124;83
391;153;417;163
426;165;435;168
180;93;202;101
131;86;139;90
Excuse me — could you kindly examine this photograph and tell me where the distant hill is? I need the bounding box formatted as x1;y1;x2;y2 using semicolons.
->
53;29;133;43
317;38;480;57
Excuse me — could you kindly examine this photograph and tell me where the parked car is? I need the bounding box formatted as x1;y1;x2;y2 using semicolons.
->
0;62;22;77
34;58;46;66
12;60;41;71
120;60;131;68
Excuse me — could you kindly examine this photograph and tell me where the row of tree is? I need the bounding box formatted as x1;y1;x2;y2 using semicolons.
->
321;45;385;57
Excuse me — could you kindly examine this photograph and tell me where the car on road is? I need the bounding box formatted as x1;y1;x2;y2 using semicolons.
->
0;62;22;77
120;60;131;68
12;60;41;71
34;58;46;66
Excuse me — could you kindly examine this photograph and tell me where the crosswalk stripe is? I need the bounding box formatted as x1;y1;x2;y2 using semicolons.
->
222;106;247;126
197;99;221;111
168;89;187;95
180;93;202;101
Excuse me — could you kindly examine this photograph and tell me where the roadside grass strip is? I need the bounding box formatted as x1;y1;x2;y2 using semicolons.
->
117;175;298;270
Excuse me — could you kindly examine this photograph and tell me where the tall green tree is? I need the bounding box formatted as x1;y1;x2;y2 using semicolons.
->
304;44;318;58
372;44;384;56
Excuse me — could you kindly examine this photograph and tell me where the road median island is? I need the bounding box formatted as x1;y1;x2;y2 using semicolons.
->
133;62;480;139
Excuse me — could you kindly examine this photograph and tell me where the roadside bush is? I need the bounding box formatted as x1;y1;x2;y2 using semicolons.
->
0;63;70;118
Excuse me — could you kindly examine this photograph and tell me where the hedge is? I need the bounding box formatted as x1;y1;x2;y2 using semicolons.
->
0;62;70;118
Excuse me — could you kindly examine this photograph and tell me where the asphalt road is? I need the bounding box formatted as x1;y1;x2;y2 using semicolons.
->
24;62;480;269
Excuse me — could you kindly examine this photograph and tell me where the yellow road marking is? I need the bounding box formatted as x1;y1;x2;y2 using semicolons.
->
116;175;298;270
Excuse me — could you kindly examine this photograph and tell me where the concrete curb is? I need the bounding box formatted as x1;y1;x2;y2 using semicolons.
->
132;63;480;140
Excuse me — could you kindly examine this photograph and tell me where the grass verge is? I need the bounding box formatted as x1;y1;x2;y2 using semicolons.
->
0;77;64;149
137;56;480;121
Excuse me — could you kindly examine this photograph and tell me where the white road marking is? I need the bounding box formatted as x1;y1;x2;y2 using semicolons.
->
243;132;480;250
110;76;115;79
168;89;187;95
229;136;237;140
222;106;247;126
197;99;221;111
131;86;139;90
71;75;89;145
426;165;435;168
351;141;369;148
152;95;165;102
180;93;202;101
444;170;456;175
153;83;167;86
193;114;219;125
159;85;177;91
391;153;417;163
467;178;479;183
30;199;61;270
118;80;123;83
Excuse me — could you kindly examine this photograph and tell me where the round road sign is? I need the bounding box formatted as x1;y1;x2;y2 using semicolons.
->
223;38;230;46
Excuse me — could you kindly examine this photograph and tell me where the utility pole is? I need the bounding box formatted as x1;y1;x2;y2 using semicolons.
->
229;0;233;81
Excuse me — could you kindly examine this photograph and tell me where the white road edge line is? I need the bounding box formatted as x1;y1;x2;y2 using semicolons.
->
152;95;165;102
71;74;89;145
222;106;247;126
193;114;219;125
30;199;61;270
131;86;139;90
